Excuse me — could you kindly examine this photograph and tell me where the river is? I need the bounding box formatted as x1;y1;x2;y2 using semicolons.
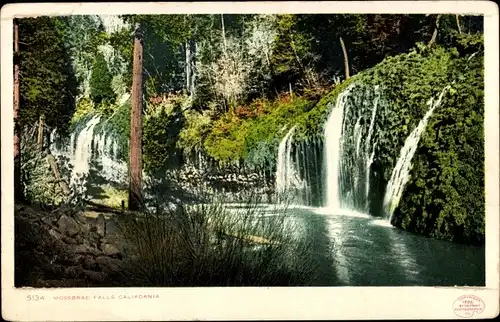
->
224;204;485;287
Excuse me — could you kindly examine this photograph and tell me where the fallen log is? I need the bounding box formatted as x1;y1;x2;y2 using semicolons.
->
46;152;70;195
84;200;126;216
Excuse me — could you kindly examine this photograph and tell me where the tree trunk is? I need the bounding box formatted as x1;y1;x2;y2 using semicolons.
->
340;37;350;80
128;22;144;211
37;114;45;150
221;14;227;53
190;40;197;96
428;14;442;47
185;41;191;95
14;19;23;202
456;14;462;34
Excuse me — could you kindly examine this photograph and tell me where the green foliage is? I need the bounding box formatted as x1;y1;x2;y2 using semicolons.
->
178;109;213;154
143;99;186;174
339;42;484;244
201;95;315;167
391;50;484;244
70;97;95;127
18;17;78;134
21;131;66;206
90;52;115;105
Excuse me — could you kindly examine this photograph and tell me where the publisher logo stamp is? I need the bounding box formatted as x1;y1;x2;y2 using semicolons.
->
453;295;485;318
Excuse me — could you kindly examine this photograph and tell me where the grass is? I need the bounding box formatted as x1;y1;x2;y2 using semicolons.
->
91;184;128;209
116;194;319;286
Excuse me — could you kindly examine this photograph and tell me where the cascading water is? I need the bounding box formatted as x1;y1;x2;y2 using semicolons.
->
383;85;451;220
71;115;101;185
323;84;383;214
275;126;307;203
50;115;128;189
324;86;354;211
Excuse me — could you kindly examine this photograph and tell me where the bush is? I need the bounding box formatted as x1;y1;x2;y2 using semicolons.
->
117;196;319;286
21;127;67;206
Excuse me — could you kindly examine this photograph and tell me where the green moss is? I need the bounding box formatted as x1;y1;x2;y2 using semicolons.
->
202;95;317;167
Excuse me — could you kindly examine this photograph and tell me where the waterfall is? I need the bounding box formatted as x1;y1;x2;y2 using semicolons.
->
323;84;383;213
275;126;306;202
50;115;128;192
383;86;450;219
71;115;101;185
324;85;354;211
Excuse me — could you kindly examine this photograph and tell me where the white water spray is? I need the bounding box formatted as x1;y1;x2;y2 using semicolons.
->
383;86;451;219
324;85;354;211
71;115;101;185
275;126;305;200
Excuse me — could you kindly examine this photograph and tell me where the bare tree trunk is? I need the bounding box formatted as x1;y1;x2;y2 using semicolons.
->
221;14;227;53
128;22;144;211
37;114;45;150
428;14;442;47
185;41;191;95
190;40;196;96
456;14;462;34
14;20;23;202
340;37;350;80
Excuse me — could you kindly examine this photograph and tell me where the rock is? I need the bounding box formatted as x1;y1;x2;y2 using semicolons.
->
57;215;81;237
83;257;98;270
73;254;86;265
96;214;106;237
63;265;84;278
95;256;121;273
62;236;77;245
83;270;108;283
73;245;89;254
42;216;55;226
101;243;120;257
75;234;84;244
42;263;64;276
48;228;64;241
86;231;101;243
105;218;119;237
73;244;101;256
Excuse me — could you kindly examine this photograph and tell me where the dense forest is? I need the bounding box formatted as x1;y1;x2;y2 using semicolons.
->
14;13;485;288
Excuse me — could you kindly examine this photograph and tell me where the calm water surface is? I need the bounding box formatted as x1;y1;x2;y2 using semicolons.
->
225;204;485;286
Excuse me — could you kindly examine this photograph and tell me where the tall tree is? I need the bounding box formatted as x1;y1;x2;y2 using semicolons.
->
13;19;23;201
90;52;115;105
18;17;77;135
128;22;144;211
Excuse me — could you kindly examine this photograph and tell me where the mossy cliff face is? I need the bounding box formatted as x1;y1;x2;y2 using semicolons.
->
313;43;484;244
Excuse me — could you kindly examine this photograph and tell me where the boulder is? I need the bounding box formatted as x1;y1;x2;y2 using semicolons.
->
95;256;121;274
101;243;120;257
48;228;64;241
57;215;81;237
62;236;77;245
82;257;98;270
73;244;101;256
42;216;55;226
105;218;120;237
83;270;108;283
63;265;84;278
96;214;106;237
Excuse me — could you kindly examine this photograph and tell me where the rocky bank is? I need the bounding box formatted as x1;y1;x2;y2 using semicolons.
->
15;204;129;287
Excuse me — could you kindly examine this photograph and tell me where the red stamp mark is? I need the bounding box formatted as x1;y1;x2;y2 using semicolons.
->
453;295;485;318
